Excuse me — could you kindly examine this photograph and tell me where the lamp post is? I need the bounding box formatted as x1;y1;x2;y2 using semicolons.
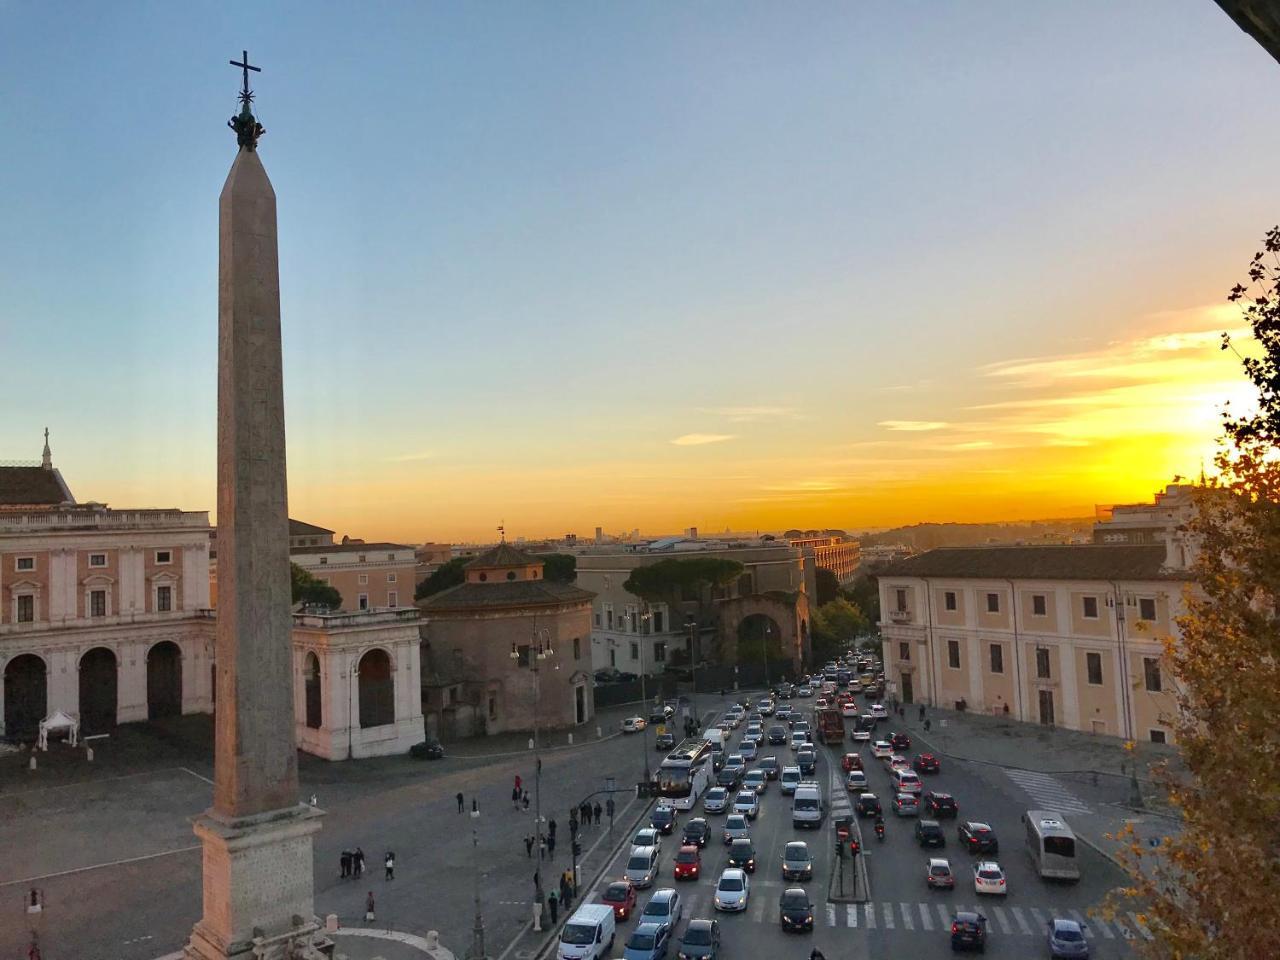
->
467;800;487;960
685;614;699;724
762;622;773;693
511;630;555;929
638;608;653;784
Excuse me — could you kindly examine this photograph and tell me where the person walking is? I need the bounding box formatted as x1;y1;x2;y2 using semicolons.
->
354;847;365;879
924;718;932;733
340;850;351;879
593;801;602;825
512;785;521;810
547;887;559;924
559;872;572;907
524;834;534;858
918;704;926;722
606;797;615;827
514;774;522;793
457;792;464;814
384;851;395;881
547;833;556;859
522;792;530;812
548;817;557;839
364;891;376;923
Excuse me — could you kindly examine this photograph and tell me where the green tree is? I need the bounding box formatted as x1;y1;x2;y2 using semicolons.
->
814;567;840;606
540;553;577;583
841;573;880;625
622;557;745;602
1110;228;1280;955
414;556;468;601
291;562;341;609
809;597;869;664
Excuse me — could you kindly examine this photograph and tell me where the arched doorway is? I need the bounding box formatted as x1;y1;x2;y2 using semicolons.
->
147;641;183;720
358;649;394;728
79;647;118;735
3;654;47;741
304;652;322;729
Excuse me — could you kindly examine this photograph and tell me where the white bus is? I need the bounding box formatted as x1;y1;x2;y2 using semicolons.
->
657;738;714;810
1023;810;1081;881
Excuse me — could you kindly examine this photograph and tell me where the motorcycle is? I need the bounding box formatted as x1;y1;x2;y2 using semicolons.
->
874;820;885;841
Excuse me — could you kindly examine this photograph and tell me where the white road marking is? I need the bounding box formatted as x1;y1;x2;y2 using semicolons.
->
918;902;932;930
0;844;202;888
936;903;951;928
1129;911;1154;940
865;902;876;929
1068;909;1094;939
180;766;214;786
1116;917;1134;939
899;902;914;930
1011;905;1033;935
991;906;1012;934
1030;906;1048;928
748;892;767;922
1005;769;1092;814
826;904;837;927
847;904;858;928
881;901;895;929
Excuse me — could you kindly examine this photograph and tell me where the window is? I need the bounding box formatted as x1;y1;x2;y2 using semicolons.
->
358;574;369;585
1036;647;1051;679
358;593;369;611
17;595;34;622
1139;597;1157;621
1149;729;1167;744
16;556;35;572
944;591;957;611
630;641;639;661
1143;657;1162;692
1086;651;1103;685
986;593;1000;613
387;573;397;583
1082;596;1099;619
90;590;107;617
319;557;328;565
89;553;107;568
358;554;367;563
478;572;487;581
155;550;171;564
386;553;395;561
989;643;1004;674
387;591;398;608
157;585;172;613
898;642;910;661
488;696;497;720
1032;594;1047;617
506;571;516;580
573;637;581;660
947;640;961;669
594;612;601;627
654;642;666;663
653;610;665;633
895;588;907;613
606;607;614;628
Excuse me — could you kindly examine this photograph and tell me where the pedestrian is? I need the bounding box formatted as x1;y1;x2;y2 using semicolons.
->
514;773;522;793
512;786;521;810
384;851;395;881
560;873;572;906
918;704;926;722
457;792;464;814
606;798;615;825
340;849;351;879
1003;701;1010;716
925;718;932;733
548;818;557;839
593;801;602;825
354;847;365;878
547;887;559;924
522;793;530;812
364;891;375;923
547;834;556;858
525;834;534;858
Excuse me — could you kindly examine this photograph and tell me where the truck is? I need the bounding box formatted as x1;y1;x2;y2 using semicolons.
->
817;708;845;746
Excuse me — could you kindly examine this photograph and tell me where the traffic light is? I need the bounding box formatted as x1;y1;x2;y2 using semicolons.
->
572;840;582;858
835;837;845;858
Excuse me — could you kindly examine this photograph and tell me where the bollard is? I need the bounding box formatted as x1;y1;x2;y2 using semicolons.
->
86;746;94;763
567;733;573;745
532;900;542;932
596;726;603;739
325;914;339;932
29;755;37;771
528;737;535;750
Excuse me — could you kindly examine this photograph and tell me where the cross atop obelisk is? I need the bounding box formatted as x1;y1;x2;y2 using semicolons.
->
227;50;265;150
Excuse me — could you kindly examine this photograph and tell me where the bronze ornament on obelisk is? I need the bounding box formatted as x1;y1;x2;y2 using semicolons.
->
186;52;329;960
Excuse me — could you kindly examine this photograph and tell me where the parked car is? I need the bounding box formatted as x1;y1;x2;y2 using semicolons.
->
601;879;637;920
409;739;445;760
778;887;814;932
1047;917;1090;958
713;868;749;912
926;857;955;889
958;821;999;855
949;911;989;952
915;819;946;848
676;918;720;960
781;841;813;881
702;787;730;814
913;752;941;774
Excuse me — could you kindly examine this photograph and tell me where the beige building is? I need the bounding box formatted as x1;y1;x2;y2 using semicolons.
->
785;530;861;585
290;534;417;613
877;544;1187;743
418;544;595;736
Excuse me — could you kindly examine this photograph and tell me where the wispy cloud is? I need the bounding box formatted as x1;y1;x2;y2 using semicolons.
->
671;433;737;446
699;405;798;423
878;420;949;432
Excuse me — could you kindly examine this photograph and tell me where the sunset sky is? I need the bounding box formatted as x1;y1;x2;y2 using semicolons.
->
0;2;1273;543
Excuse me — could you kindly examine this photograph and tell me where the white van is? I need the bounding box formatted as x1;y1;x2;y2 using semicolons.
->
557;902;616;960
780;766;803;795
624;844;659;888
792;782;825;828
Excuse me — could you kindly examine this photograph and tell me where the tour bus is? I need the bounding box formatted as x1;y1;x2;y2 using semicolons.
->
1023;810;1081;881
658;738;714;810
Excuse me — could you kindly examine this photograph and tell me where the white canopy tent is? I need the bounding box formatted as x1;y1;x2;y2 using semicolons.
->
37;710;79;751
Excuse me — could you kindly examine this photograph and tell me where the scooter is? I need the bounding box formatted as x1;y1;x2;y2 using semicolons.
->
874;820;885;841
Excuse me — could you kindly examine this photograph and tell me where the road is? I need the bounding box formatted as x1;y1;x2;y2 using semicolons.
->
584;693;1146;958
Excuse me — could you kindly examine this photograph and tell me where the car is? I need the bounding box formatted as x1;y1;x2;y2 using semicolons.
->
742;769;767;794
623;921;671;960
871;740;893;760
738;741;758;761
759;699;776;716
814;697;829;710
923;791;958;818
915;819;946;848
950;911;989;952
732;790;760;819
1047;917;1090;958
893;769;924;795
845;769;868;792
716;719;734;735
889;754;910;773
681;818;710;848
781;841;813;881
744;722;763;738
889;731;912;751
622;716;647;733
973;861;1007;895
778;887;814;932
722;814;750;844
625;845;660;888
641;888;684;927
913;752;941;774
779;766;802;795
789;731;808;751
792;720;811;737
409;738;445;760
851;726;872;743
958;821;999;855
715;767;743;790
869;703;888;720
633;827;662;851
894;792;920;816
797;685;813;697
926;857;955;889
602;879;637;920
650;704;676;723
775;704;793;721
651;806;676;834
713;868;749;912
723;753;746;772
655;731;676;751
758;756;780;780
703;787;730;814
841;700;860;717
777;683;794;699
673;844;702;881
840;752;864;772
855;793;882;817
676;918;720;960
726;837;757;873
796;748;817;776
767;725;788;745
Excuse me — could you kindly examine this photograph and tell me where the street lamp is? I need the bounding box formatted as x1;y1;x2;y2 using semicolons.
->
762;622;772;693
467;800;487;960
511;630;555;929
638;608;653;783
685;614;699;725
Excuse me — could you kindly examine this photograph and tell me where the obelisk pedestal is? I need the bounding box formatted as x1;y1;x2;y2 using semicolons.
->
187;65;327;960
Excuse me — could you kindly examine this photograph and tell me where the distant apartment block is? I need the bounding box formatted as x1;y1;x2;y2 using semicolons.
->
785;529;860;585
290;531;417;613
1093;483;1196;554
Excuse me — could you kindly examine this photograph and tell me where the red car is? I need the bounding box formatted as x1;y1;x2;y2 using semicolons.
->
841;752;864;773
912;753;940;774
673;843;702;880
601;879;636;920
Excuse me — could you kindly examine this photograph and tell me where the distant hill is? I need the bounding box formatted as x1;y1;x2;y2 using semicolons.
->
859;518;1094;552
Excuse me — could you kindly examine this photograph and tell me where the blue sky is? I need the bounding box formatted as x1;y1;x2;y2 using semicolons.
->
1;2;1275;541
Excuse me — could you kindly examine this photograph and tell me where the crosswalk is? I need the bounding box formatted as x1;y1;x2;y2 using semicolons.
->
1005;769;1092;815
627;887;1152;940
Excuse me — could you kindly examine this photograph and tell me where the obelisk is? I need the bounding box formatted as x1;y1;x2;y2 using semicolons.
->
187;53;325;960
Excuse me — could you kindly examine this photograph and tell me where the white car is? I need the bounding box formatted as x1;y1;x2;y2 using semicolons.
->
789;732;808;751
722;814;751;843
815;697;829;710
733;790;760;820
633;827;662;850
845;769;868;792
852;726;872;743
974;861;1007;895
640;887;684;927
714;868;750;912
872;741;893;760
759;699;776;716
841;701;859;717
622;716;647;733
889;754;910;773
742;769;768;794
703;787;730;814
739;741;759;761
724;754;746;773
780;766;802;795
797;685;813;697
869;703;888;720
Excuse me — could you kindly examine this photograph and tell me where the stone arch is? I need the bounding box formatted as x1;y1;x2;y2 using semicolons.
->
357;648;394;728
78;646;118;735
304;651;322;729
3;653;47;741
146;640;183;720
717;593;809;675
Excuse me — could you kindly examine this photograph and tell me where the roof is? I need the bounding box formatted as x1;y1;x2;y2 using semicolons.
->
418;579;594;613
465;542;541;569
290;541;413;555
289;518;334;536
0;465;74;507
876;544;1182;581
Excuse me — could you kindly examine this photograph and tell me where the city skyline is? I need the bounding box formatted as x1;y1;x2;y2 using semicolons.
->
2;2;1273;542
